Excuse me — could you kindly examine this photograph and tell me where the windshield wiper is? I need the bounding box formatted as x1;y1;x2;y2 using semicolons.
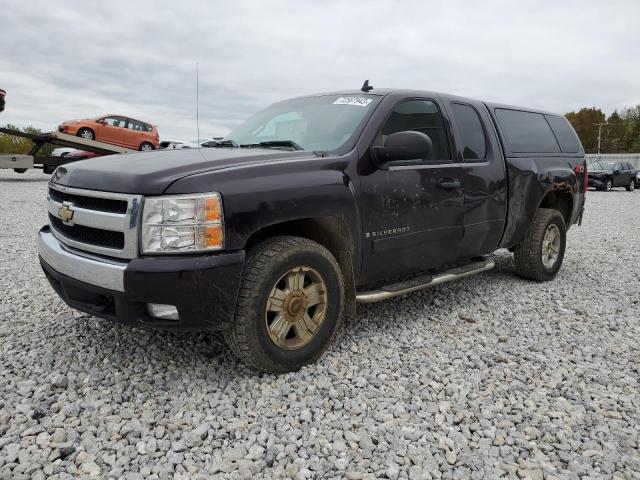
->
239;140;304;151
207;139;239;148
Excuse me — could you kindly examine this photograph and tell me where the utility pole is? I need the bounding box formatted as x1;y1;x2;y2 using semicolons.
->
594;122;608;154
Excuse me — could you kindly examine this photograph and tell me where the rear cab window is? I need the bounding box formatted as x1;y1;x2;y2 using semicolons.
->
450;103;487;161
544;115;581;153
494;109;560;154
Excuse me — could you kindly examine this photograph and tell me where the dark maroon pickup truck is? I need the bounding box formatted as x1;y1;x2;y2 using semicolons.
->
38;85;587;373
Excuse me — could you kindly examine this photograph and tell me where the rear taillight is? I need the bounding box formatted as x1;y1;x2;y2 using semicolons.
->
575;163;588;194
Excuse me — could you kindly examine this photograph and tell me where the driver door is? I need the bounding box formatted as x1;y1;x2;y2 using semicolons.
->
98;116;127;145
359;98;465;283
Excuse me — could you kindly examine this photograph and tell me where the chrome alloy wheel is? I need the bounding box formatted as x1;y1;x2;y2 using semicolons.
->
542;224;561;269
80;130;93;139
265;266;328;350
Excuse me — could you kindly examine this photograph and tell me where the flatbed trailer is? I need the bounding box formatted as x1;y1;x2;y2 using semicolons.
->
0;127;134;174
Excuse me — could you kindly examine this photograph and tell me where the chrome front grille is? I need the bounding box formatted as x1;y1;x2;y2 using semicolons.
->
47;183;142;259
48;187;128;214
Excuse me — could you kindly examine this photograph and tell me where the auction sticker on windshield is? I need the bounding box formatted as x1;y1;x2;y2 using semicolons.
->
333;96;373;107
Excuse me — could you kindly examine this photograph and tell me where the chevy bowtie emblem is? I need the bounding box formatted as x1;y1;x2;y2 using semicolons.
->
58;201;75;225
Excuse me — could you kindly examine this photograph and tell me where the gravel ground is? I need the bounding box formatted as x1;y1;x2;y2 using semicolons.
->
0;168;639;480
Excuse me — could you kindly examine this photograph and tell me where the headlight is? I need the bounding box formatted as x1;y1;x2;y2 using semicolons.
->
141;192;224;253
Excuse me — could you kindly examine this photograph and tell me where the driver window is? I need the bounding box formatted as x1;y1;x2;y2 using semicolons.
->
104;117;124;128
380;99;451;162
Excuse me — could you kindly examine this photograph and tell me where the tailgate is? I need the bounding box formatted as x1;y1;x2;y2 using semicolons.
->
0;154;33;169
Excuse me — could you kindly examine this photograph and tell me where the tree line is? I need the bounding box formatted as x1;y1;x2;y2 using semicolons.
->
565;106;640;154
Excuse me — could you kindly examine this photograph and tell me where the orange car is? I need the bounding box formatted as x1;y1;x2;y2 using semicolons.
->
58;115;160;151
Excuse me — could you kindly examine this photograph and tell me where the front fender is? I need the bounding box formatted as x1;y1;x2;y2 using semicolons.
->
164;156;361;253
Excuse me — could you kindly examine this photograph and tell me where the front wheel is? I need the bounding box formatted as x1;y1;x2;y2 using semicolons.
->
513;208;567;281
223;236;344;373
139;142;154;151
604;179;613;191
77;128;94;140
626;179;635;192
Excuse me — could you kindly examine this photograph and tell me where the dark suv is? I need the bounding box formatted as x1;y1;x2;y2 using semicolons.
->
588;160;637;191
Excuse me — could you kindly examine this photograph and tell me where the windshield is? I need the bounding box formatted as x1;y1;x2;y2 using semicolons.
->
223;94;381;153
592;161;616;170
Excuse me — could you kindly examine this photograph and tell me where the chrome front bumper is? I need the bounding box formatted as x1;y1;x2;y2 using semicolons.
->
38;225;246;330
38;227;127;292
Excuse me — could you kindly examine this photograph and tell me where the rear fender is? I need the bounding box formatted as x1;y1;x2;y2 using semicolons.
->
499;160;580;248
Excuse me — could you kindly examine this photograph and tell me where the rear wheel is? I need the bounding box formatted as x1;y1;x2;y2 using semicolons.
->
513;208;566;281
139;142;154;151
223;236;344;373
77;128;94;140
626;179;635;191
604;179;612;191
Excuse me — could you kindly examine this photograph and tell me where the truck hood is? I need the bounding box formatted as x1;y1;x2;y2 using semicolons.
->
50;148;314;194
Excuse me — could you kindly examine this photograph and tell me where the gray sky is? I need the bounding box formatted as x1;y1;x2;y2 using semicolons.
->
1;0;638;140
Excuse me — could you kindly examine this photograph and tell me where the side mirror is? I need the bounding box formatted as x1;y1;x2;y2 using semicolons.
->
371;131;433;168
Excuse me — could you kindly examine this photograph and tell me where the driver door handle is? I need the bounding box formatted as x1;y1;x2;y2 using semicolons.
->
437;178;461;189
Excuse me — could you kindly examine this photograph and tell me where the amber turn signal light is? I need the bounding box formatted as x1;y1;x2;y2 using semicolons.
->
205;197;221;221
203;225;223;248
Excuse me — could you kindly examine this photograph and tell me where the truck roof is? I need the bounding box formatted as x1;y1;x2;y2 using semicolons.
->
482;101;560;117
292;89;562;117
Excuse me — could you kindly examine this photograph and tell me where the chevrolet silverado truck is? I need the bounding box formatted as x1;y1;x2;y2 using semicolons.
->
38;86;587;373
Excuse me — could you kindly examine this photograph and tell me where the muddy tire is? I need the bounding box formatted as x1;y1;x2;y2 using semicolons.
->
513;208;566;282
223;236;344;373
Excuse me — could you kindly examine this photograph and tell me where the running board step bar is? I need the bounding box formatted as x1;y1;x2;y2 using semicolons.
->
355;257;495;304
